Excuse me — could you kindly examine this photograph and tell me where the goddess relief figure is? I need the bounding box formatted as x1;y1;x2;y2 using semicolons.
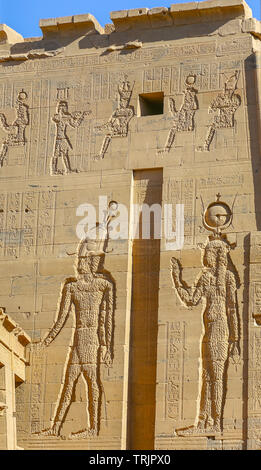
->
171;235;240;435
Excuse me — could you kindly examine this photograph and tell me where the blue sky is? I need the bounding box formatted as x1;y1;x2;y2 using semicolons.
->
0;0;260;38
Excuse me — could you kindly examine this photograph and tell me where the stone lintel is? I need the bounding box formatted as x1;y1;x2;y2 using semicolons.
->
39;13;104;37
110;0;252;31
0;24;24;45
242;18;261;39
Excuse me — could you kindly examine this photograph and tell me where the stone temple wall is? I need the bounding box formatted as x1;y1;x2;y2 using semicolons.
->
0;0;260;450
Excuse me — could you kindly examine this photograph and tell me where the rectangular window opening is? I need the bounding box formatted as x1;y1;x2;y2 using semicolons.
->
138;92;164;117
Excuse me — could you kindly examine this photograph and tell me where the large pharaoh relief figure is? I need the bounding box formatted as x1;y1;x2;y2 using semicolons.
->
33;203;116;439
170;195;240;436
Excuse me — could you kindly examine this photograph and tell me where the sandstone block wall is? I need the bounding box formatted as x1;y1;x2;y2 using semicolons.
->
0;0;260;450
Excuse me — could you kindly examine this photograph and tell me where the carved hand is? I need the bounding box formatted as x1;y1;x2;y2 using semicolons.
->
171;257;180;278
100;345;112;368
104;350;112;368
30;340;45;351
229;341;240;364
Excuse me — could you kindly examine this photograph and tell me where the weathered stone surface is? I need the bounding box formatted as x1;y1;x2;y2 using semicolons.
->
0;0;260;451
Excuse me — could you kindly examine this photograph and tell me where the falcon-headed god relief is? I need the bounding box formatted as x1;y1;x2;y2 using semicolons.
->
171;195;240;436
0;90;29;167
34;203;116;439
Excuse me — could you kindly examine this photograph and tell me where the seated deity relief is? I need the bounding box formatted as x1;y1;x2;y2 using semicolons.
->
158;74;199;154
94;75;135;160
171;194;241;436
198;70;241;152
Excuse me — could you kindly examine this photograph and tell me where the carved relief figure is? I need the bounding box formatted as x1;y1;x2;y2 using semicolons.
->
201;70;241;151
171;197;240;435
95;76;134;160
0;90;29;167
51;99;90;175
35;206;115;438
158;74;198;154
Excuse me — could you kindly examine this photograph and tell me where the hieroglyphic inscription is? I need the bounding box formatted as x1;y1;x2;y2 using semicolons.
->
143;67;172;94
249;331;261;413
30;349;47;434
198;175;244;189
164;178;194;245
0;42;217;76
0;190;56;258
254;283;261;320
167;321;185;420
37;191;56;256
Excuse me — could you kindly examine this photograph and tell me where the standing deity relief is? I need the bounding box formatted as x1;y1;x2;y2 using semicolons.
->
32;201;116;439
94;75;134;160
51;88;91;175
0;90;29;167
171;194;240;436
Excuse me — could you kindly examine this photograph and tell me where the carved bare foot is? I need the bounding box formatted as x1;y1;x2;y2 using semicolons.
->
157;148;170;155
176;423;221;437
68;428;97;439
35;427;59;437
197;145;210;152
176;425;199;437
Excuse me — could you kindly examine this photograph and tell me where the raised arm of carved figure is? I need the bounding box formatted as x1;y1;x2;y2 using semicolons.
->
0;114;9;131
171;257;203;307
226;271;240;360
69;111;86;129
43;282;72;347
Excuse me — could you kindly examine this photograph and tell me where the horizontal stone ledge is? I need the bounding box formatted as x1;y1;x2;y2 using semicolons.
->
0;24;23;45
110;0;252;31
39;13;104;37
242;17;261;39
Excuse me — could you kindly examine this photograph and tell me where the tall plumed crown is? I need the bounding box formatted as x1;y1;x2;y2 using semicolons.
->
75;201;118;258
118;76;133;104
224;70;240;92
